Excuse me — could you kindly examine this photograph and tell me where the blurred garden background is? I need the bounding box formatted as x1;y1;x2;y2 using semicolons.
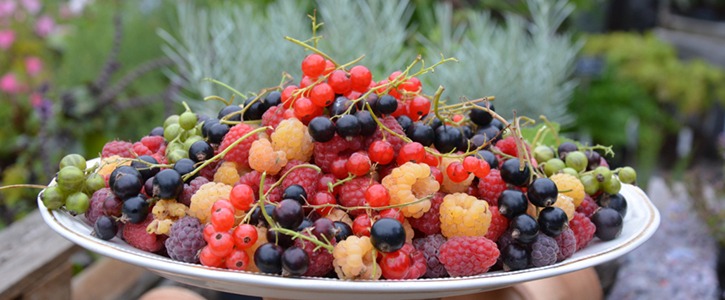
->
1;0;724;299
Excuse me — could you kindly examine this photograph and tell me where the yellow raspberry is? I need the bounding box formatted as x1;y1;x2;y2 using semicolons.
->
550;173;585;207
439;157;475;193
325;208;353;227
381;162;439;218
403;219;414;244
439;193;491;238
97;155;130;178
271;118;314;162
188;182;232;223
333;236;381;280
249;138;288;175
213;161;240;185
553;194;575;221
146;199;188;235
244;226;268;272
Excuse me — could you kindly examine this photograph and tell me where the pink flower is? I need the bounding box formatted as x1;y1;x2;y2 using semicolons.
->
0;29;15;49
0;73;20;94
25;56;42;76
21;0;40;15
35;15;54;37
0;0;17;18
30;91;42;107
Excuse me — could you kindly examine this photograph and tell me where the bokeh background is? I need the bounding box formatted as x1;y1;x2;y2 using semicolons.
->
1;0;724;298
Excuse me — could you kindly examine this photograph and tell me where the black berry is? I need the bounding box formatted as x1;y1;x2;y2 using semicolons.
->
308;116;336;142
370;218;406;253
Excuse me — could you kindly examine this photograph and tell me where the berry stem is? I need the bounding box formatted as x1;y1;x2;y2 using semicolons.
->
203;95;232;106
0;184;47;190
182;126;270;181
264;163;322;198
285;36;338;67
203;78;248;100
432;85;449;125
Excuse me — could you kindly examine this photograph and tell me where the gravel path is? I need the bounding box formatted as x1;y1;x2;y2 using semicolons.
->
607;177;720;299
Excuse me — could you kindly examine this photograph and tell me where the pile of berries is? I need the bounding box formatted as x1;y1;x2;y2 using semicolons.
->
42;51;636;280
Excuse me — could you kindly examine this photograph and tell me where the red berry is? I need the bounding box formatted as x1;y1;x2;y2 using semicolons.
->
293;97;322;124
322;59;335;76
462;156;481;173
299;76;315;90
350;65;372;92
369;140;395;165
473;160;491;178
317;174;340;196
230;184;255;211
388;71;404;81
199;246;224;268
446;161;469;183
353;214;372;237
380;248;412;279
397;142;425;165
430;165;444;185
207;231;234;257
310;83;335;107
232;224;258;249
422;151;439;167
225;249;250;271
281;85;298;109
400;77;421;93
309;191;337;216
378;208;405;223
328;70;352;94
211;207;235;232
301;54;326;78
345;152;372;176
391;100;407;117
203;224;216;243
330;157;349;179
407;96;430;121
212;200;235;214
452;114;464;123
344;90;362;100
364;184;390;207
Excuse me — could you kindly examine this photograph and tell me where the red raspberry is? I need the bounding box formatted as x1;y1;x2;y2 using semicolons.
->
199;160;219;181
339;177;376;216
484;206;509;242
237;171;282;203
313;134;364;173
132;142;153;156
576;194;599;218
140;136;165;153
295;233;335;277
439;236;499;277
554;227;576;262
477;169;506;206
150;153;167;165
570;212;596;251
408;192;444;235
495;136;518;157
179;176;210;206
123;215;167;253
261;104;291;135
281;160;321;198
364;116;406;153
101;140;133;158
219;123;258;168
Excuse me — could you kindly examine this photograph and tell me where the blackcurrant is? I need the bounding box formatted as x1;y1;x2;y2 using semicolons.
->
149;126;164;137
557;142;578;160
434;125;463;154
375;94;397;115
273;199;304;229
282;184;307;205
188;140;214;163
111;171;143;200
282;246;309;276
538;207;568;237
254;243;284;274
207;123;230;144
202;118;220;138
475;124;502;145
296;218;314;232
597;193;628;218
250;204;276;227
312;218;335;241
218;105;242;122
427;116;442;130
173;158;196;181
122;195;148;224
370;218;406;253
490;118;504;131
469;103;495;127
396;115;413;132
93;215;118;241
406;122;435;146
585;150;601;170
332;221;353;242
527;178;558;207
130;155;159;182
335;114;361;138
501;243;529;271
498;190;528;219
590;207;623;241
263;91;282;109
477;150;499;169
109;166;142;191
500;158;531;187
510;214;539;244
355;111;377;136
152;169;183;199
308;116;336;143
267;229;295;248
243;98;264;120
330;96;356;117
460;125;473;139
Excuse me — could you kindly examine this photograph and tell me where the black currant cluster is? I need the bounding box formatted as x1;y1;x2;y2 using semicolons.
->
308;95;382;142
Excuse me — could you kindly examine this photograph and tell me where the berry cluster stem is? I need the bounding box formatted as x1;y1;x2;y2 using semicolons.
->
182;126;270;181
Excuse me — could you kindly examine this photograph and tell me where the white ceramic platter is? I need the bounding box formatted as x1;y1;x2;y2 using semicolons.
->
39;179;659;300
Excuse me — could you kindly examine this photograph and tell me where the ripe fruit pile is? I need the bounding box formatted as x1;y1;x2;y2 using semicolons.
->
42;51;636;280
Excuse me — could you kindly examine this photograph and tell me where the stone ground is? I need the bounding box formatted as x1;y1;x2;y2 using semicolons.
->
606;177;721;300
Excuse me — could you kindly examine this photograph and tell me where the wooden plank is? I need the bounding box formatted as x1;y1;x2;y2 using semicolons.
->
24;261;73;300
0;209;79;300
72;258;159;300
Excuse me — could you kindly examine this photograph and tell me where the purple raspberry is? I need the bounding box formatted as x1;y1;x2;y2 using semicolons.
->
554;227;576;262
178;176;209;206
413;234;448;278
85;188;122;224
530;234;559;267
165;216;206;263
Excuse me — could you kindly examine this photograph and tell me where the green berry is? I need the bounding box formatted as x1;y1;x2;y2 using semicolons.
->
164;114;179;128
84;173;106;194
178;111;198;131
544;158;565;177
164;123;182;141
66;192;90;214
565;151;587;173
618;166;637;184
59;154;87;171
41;186;65;210
167;149;188;164
183;135;204;150
534;146;555;163
580;174;600;195
57;166;86;193
602;175;622;194
561;167;579;178
593;166;613;183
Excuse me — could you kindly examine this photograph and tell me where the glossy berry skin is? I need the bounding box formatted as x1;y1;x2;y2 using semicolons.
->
93;215;118;241
406;122;435;147
329;96;356;117
368;140;395;165
591;208;623;241
263;91;282;108
538;207;568;237
233;224;258;249
111;171;143;200
585;150;601;170
309;191;336;216
308;116;336;143
149;126;164;136
527;178;559;207
353;214;372;237
407;96;431;121
498;190;529;219
188;140;214;163
473;125;501;146
243;98;265;120
500;158;531;187
296;218;314;232
510;214;539;244
202;118;219;138
355;111;377;136
218;105;242;122
152;169;183;199
364;184;390;207
335;114;361;138
469;103;494;127
122;195;148;224
346;152;371;176
173;158;196;181
282;184;307;205
282;246;310;276
370;218;406;253
333;221;353;243
375;94;398;115
477;150;499;169
557;142;578;160
207;123;230;144
434;126;463;154
254;243;285;274
446;162;469;183
310;83;335;107
397;142;426;165
273;199;304;229
109;166;143;193
130;156;159;182
267;229;295;248
597;193;627;218
312;218;336;241
501;243;529;271
396;115;413;133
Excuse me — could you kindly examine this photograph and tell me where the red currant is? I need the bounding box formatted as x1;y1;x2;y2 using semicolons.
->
349;65;372;92
281;85;298;109
322;59;335;76
388;70;404;81
330;157;349;179
380;248;411;279
430;165;444;185
344;90;362;100
299;76;316;90
422;151;439;167
391;100;407;117
199;246;224;268
345;152;371;176
473;160;491;178
293;97;322;124
364;184;390;207
378;208;405;223
230;184;254;211
317;174;340;196
327;70;352;94
368;140;395;165
212;200;235;214
462;156;481;173
399;77;421;93
353;214;372;237
301;54;325;78
407;96;430;121
232;224;258;249
309;191;337;216
446;161;469;183
310;82;335;107
211;207;235;232
225;249;250;271
207;231;234;257
397;142;425;165
203;224;216;243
